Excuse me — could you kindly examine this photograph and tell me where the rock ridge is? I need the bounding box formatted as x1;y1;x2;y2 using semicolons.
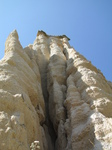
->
0;30;112;150
37;30;70;41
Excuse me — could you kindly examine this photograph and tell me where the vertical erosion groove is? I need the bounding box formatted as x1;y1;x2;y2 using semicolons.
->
33;34;69;150
47;37;67;150
63;43;96;150
33;34;57;149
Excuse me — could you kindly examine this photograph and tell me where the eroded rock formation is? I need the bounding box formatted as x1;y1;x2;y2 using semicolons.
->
0;30;112;150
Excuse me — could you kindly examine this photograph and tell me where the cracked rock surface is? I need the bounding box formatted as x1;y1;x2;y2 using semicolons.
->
0;30;112;150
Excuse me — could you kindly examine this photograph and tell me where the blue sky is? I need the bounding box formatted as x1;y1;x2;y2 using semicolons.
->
0;0;112;81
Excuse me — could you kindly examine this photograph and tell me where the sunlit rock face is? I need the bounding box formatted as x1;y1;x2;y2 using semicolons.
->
0;30;112;150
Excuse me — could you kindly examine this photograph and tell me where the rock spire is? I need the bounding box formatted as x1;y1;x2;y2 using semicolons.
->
0;30;112;150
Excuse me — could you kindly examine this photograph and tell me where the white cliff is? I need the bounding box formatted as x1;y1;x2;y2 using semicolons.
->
0;30;112;150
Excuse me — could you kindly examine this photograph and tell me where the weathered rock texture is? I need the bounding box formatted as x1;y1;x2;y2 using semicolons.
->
0;30;112;150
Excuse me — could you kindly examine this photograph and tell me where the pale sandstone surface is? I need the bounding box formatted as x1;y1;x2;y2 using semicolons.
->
0;30;112;150
0;30;45;150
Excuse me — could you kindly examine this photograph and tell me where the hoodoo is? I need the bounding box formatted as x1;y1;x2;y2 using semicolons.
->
0;30;112;150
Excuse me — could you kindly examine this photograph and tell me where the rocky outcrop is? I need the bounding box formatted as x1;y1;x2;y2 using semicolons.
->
0;30;112;150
